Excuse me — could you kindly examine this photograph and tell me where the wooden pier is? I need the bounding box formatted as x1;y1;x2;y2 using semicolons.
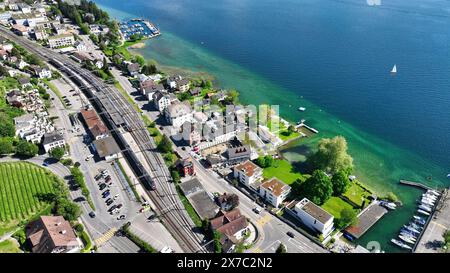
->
399;180;434;191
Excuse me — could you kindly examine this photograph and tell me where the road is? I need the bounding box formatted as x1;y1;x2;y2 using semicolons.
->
111;64;328;253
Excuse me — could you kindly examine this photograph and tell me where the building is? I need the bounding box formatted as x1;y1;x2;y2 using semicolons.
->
176;158;195;177
233;160;263;187
226;145;251;165
32;25;48;40
80;109;109;140
210;209;250;253
11;24;28;36
42;132;66;153
31;66;52;79
18;77;32;89
18;3;32;13
26;216;81;253
14;58;28;69
90;123;109;140
190;87;202;96
140;79;164;99
153;91;171;112
288;198;334;237
216;193;239;211
164;101;193;128
259;177;291;208
0;11;12;24
74;40;86;51
92;136;121;161
179;178;219;220
176;78;190;92
166;75;182;90
48;34;75;49
51;22;67;35
179;122;202;147
126;62;140;76
6;89;23;108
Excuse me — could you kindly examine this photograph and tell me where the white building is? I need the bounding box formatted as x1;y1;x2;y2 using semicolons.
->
42;132;66;153
74;40;86;52
233;160;263;187
153;91;172;112
32;66;52;79
291;198;334;238
164;101;193;128
48;34;75;49
259;177;291;208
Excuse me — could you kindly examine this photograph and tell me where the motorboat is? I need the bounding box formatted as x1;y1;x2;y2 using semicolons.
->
418;204;432;212
417;209;430;216
423;193;437;200
409;222;423;230
399;235;415;245
391;239;412;250
298;107;306;112
400;232;417;241
413;218;426;226
380;201;397;210
427;190;441;197
403;225;420;234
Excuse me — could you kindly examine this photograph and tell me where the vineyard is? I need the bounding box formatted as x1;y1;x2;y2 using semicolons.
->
0;162;56;225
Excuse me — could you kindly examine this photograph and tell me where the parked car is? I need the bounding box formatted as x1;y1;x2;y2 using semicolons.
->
116;204;123;209
287;231;295;238
89;211;96;218
106;199;114;206
253;207;262;214
117;215;126;220
105;198;112;204
105;176;111;182
94;174;102;180
113;194;119;200
108;205;117;213
99;183;106;190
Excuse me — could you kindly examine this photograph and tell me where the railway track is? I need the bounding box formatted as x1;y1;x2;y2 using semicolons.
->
0;27;205;252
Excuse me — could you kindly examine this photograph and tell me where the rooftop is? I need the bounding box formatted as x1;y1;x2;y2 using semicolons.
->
93;136;121;158
260;177;291;197
42;132;64;145
234;160;261;178
296;198;334;224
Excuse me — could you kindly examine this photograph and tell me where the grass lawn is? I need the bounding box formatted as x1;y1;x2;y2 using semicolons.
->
0;239;20;253
0;77;20;93
0;162;56;235
278;130;301;142
262;159;304;185
343;182;371;208
321;196;354;219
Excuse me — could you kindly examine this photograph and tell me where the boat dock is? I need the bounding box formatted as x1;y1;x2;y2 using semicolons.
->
414;188;449;253
344;201;388;240
295;122;319;135
399;180;434;191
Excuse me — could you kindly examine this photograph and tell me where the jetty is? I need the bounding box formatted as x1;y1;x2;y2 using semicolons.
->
399;180;434;191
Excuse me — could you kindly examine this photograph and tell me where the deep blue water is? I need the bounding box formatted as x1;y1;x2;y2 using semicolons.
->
96;0;450;170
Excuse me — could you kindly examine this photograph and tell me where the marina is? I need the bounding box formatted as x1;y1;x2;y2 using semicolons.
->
119;18;161;41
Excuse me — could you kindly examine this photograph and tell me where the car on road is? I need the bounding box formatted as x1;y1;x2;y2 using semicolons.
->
89;211;96;218
253;207;262;214
117;215;126;220
287;231;295;238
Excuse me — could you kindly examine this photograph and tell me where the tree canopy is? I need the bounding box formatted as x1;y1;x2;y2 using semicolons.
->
157;135;173;153
301;170;333;205
336;208;358;229
49;147;65;161
255;155;274;168
15;140;38;157
307;136;353;174
331;170;350;196
276;243;287;253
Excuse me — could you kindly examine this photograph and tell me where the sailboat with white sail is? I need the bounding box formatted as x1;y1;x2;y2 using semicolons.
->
391;64;397;74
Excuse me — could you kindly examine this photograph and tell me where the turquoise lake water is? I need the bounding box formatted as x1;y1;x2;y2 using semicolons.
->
94;0;450;252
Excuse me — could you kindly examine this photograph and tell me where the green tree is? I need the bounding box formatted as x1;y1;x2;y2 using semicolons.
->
15;140;38;157
307;136;353;174
255;155;274;168
213;231;222;253
0;137;14;155
55;197;81;222
133;55;145;67
276;243;287;253
301;170;333;205
331;170;350;196
141;64;158;75
157;135;172;153
0;113;15;137
49;147;65;161
336;208;358;229
443;230;450;249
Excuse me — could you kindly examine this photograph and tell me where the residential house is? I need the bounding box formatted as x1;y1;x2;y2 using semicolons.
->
287;198;335;238
32;25;48;40
233;160;263;188
6;89;23;108
31;65;52;79
126;62;140;76
152;91;171;112
259;178;291;208
216;193;239;211
92;136;121;161
32;3;47;15
199;121;237;150
140;79;164;99
190;87;202;96
18;77;32;89
0;11;12;24
51;22;67;35
26;216;82;253
42;132;66;153
48;34;75;49
74;40;86;51
226;145;251;165
210;209;250;253
176;78;190;93
166;75;182;90
179;122;202;147
164;101;193;128
14;58;28;70
176;158;195;177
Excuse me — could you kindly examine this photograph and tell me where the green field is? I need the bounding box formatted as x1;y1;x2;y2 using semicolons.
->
0;162;56;231
321;196;354;219
262;159;304;185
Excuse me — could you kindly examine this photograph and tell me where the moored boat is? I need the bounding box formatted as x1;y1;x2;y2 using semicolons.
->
417;209;430;216
391;239;412;250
